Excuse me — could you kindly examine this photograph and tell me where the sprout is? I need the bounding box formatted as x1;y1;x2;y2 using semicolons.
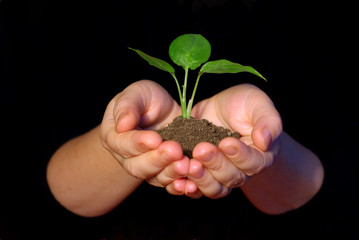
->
129;34;266;119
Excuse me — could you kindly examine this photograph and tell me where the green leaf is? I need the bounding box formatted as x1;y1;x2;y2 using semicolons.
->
169;34;211;70
128;47;175;74
200;59;266;81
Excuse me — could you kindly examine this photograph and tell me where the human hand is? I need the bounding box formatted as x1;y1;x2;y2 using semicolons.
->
186;83;282;199
99;81;282;200
99;80;197;195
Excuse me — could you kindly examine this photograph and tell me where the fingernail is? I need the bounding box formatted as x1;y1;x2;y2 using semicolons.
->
116;110;130;132
199;151;214;162
116;110;128;124
190;162;204;179
185;181;198;193
191;168;204;179
263;128;273;150
160;150;170;161
174;180;185;193
222;145;238;156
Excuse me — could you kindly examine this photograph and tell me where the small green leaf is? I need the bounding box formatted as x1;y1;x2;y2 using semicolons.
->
200;59;266;81
129;47;175;74
169;34;211;70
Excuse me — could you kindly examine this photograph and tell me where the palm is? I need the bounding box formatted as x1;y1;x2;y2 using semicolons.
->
173;83;283;199
192;84;278;149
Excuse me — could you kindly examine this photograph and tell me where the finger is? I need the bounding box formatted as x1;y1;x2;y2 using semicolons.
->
219;137;274;176
122;140;183;179
165;178;187;196
112;87;145;133
102;129;163;159
251;104;282;151
149;155;189;187
113;80;181;132
188;159;231;199
115;109;141;133
184;180;203;199
163;178;202;198
153;156;203;198
192;142;249;188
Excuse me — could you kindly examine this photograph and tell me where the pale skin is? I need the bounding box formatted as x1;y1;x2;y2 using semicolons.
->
47;80;324;217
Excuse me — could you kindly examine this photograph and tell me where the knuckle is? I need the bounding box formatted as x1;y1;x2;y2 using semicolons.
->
147;177;164;188
224;171;247;188
123;159;145;179
200;180;228;199
246;154;273;176
210;159;225;172
114;141;131;159
210;186;231;199
247;163;265;176
208;153;230;175
199;178;213;191
166;184;183;196
231;150;247;166
148;152;166;169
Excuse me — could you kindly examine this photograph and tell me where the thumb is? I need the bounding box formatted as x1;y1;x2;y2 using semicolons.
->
115;109;141;133
113;80;181;133
112;82;151;133
251;108;282;152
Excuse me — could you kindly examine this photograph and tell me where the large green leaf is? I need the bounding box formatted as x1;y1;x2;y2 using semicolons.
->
128;47;175;74
169;34;211;70
200;59;266;80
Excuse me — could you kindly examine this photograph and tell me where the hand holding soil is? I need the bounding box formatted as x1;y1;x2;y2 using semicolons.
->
100;80;282;199
102;34;278;198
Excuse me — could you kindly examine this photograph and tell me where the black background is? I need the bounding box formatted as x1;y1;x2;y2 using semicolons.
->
1;0;357;239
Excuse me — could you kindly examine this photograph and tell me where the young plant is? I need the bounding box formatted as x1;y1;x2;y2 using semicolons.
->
129;34;266;119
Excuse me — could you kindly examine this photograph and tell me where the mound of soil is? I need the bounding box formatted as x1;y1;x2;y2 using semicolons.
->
156;116;240;158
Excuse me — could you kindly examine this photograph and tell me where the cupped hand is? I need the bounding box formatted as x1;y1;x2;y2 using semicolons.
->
99;80;196;195
187;83;283;199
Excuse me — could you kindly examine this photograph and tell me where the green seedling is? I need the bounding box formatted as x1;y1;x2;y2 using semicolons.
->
129;33;266;119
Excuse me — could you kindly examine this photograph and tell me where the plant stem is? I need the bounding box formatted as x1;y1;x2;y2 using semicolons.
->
171;73;187;117
182;68;189;118
187;72;203;118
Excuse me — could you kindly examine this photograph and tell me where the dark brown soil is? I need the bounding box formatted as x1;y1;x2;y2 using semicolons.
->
156;116;240;158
